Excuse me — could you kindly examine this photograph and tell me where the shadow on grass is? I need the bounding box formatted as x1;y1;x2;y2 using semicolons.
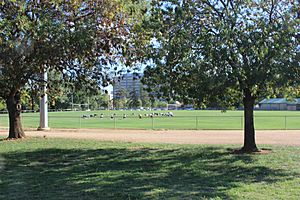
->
0;146;294;199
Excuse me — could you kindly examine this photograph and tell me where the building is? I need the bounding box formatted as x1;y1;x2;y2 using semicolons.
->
259;98;300;111
113;73;143;99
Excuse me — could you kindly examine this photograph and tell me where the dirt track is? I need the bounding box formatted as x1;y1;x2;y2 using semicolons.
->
1;128;300;146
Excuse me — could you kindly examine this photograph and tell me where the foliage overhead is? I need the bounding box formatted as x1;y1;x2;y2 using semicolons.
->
141;0;300;107
0;0;145;99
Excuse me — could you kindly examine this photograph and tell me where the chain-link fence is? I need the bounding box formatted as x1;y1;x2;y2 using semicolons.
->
1;114;300;130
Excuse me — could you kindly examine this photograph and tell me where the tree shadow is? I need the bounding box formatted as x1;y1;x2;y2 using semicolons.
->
0;146;296;199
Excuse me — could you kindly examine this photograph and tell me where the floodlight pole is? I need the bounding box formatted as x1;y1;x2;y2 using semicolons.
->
38;67;50;131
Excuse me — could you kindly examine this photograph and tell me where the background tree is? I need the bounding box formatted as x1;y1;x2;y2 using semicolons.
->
113;98;127;110
96;93;111;110
0;99;6;111
128;90;142;108
113;88;128;109
156;101;168;109
26;80;39;111
141;0;300;152
140;87;151;108
0;0;143;138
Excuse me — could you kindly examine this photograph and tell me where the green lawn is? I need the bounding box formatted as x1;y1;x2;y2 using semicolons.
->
1;110;300;130
0;138;299;199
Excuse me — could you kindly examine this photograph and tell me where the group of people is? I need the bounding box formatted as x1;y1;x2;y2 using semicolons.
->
81;113;98;118
82;112;174;119
137;112;174;118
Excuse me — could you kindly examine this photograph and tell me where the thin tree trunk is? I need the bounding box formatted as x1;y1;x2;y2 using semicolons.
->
241;88;258;152
6;90;25;139
31;94;35;112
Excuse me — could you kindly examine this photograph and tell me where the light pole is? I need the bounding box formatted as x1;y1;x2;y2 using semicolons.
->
38;68;50;131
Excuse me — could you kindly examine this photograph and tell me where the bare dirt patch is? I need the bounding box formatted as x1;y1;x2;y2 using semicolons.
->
1;128;300;146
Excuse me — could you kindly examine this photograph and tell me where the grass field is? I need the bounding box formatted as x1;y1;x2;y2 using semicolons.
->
1;110;300;130
0;137;299;199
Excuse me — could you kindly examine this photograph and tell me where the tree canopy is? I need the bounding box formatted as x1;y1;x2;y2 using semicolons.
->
141;0;300;152
0;0;145;138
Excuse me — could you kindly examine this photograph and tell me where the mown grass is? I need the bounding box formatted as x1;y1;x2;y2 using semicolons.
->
0;137;299;199
1;110;300;130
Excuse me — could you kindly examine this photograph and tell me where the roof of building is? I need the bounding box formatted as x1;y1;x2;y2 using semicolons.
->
259;98;300;104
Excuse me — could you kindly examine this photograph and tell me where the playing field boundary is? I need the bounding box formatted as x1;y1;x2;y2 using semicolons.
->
1;110;300;130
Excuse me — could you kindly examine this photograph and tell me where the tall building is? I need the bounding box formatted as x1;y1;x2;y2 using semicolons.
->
113;73;143;99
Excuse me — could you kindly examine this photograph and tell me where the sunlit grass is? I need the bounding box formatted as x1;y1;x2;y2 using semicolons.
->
1;110;300;130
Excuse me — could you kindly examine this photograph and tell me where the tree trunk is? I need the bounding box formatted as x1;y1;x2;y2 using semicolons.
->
6;90;25;139
241;88;259;152
31;94;35;112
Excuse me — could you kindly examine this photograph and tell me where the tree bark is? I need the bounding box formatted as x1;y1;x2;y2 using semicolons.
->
6;90;25;139
241;88;259;152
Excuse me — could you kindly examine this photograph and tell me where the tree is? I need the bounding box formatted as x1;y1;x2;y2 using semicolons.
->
0;99;5;111
114;98;127;110
113;87;128;109
96;93;111;109
26;80;39;111
157;101;168;109
141;0;299;152
0;0;142;138
128;90;142;108
140;87;151;108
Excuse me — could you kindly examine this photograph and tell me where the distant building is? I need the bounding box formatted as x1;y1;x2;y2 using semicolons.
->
113;73;143;99
259;98;300;111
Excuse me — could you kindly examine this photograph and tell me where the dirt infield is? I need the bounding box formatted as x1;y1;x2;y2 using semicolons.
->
1;128;300;146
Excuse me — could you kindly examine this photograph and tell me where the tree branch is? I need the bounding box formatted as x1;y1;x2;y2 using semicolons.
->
203;0;224;20
269;0;275;24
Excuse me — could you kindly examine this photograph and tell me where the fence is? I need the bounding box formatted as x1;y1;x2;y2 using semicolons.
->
0;114;300;130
